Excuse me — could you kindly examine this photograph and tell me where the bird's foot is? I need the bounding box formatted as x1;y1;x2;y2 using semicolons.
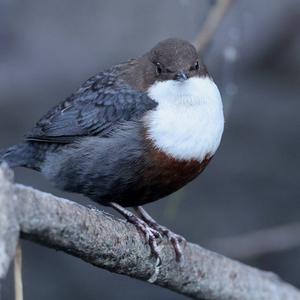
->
136;206;186;261
109;202;162;262
144;221;186;261
126;213;162;259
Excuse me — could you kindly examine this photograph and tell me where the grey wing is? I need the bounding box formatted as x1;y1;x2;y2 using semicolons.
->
26;72;157;143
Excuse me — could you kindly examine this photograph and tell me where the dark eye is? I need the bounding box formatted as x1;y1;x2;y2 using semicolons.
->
190;61;199;71
155;63;162;75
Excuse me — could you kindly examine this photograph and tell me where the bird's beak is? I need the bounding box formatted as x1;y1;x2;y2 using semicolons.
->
174;71;188;82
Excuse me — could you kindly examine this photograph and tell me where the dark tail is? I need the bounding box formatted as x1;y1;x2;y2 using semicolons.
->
0;143;41;169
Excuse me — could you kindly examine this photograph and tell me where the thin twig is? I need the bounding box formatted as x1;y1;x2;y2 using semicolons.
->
14;243;23;300
194;0;236;52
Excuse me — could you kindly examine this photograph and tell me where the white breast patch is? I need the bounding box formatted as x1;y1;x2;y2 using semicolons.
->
144;76;224;162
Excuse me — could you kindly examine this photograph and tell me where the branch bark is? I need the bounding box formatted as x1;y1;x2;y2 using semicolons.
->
194;0;236;53
0;165;19;297
0;164;300;300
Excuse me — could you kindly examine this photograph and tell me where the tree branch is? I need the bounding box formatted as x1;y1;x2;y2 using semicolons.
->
0;165;19;296
0;164;300;300
194;0;236;53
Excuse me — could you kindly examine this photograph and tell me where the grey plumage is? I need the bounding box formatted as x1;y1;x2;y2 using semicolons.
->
27;68;157;144
0;61;160;206
41;121;148;206
0;144;35;169
0;38;207;208
1;38;211;259
0;60;160;206
0;143;58;170
0;121;153;207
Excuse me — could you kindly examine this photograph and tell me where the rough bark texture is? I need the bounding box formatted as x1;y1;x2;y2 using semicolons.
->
0;164;300;299
0;164;20;297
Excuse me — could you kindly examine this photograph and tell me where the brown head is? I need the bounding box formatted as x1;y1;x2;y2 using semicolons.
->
147;38;208;82
123;38;209;91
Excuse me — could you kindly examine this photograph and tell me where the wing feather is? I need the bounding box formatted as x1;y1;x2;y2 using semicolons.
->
26;71;157;143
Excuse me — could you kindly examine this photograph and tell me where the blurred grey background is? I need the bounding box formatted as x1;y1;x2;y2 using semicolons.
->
1;0;300;299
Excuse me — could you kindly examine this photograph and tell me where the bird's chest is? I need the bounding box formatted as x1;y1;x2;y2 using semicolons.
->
144;77;224;162
143;140;212;195
143;103;223;163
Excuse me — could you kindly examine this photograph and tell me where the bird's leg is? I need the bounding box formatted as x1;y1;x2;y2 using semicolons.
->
135;206;186;261
109;202;162;260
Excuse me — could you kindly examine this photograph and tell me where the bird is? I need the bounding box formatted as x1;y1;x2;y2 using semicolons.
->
0;38;224;261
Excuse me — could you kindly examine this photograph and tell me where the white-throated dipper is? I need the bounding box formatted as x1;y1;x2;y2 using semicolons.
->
0;38;224;261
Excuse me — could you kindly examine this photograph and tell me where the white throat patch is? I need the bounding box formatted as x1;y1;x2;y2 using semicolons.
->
144;76;224;161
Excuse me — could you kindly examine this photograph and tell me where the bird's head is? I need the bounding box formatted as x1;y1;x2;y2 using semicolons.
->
123;38;218;107
147;38;208;83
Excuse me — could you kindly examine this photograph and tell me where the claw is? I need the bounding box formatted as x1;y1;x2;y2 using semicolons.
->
133;218;161;259
110;203;186;262
157;226;185;261
150;227;162;239
110;203;162;260
135;206;186;261
169;235;184;261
